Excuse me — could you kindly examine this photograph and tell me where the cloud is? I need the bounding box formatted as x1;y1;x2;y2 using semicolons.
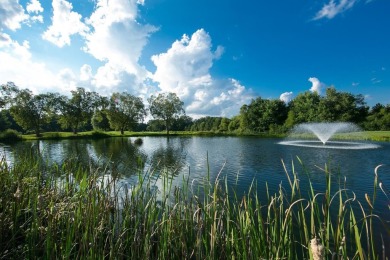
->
280;92;293;103
0;33;62;93
313;0;357;20
308;77;326;94
151;29;254;117
42;0;89;47
26;0;43;23
80;64;93;81
26;0;43;14
83;0;157;95
0;0;29;31
371;77;382;84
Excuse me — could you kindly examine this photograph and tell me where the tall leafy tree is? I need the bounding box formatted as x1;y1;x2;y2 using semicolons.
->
148;92;185;135
10;89;56;136
318;87;368;123
58;88;101;134
289;91;321;124
365;103;390;130
106;92;146;135
239;97;288;132
91;96;111;131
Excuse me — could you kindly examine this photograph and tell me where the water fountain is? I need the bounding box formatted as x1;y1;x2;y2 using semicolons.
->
278;122;380;149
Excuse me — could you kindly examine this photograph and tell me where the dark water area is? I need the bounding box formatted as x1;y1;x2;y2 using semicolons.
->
1;136;390;248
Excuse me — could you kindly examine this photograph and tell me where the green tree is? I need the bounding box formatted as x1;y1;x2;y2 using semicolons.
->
92;110;111;131
147;119;166;131
148;92;185;135
106;92;146;135
289;91;321;124
239;97;288;132
219;117;230;132
91;96;111;131
365;103;390;130
58;88;101;134
0;82;19;109
10;89;56;136
171;115;193;131
318;87;368;124
228;116;241;132
0;110;11;131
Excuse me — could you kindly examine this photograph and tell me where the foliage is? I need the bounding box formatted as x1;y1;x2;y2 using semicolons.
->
364;103;390;130
92;110;111;131
0;129;22;142
190;116;230;132
106;92;146;135
0;82;19;109
318;87;368;123
289;91;322;124
239;97;288;132
3;82;390;135
58;88;101;134
10;89;57;137
148;92;185;134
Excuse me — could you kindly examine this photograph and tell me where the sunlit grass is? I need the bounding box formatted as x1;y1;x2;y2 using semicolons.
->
0;150;389;259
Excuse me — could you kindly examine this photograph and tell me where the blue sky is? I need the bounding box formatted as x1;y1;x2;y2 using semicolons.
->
1;0;389;118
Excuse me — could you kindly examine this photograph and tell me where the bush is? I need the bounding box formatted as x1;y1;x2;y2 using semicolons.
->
134;137;143;145
0;129;22;142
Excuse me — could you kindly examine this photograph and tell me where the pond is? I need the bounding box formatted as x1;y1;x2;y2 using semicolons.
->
1;136;390;245
2;136;390;199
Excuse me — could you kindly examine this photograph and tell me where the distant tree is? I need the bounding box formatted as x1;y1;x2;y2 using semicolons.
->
58;88;101;134
10;89;57;136
91;96;111;131
365;103;390;130
171;115;193;131
148;92;185;135
147;119;166;132
106;92;146;135
0;82;19;109
219;117;230;132
239;97;288;132
92;110;111;131
228;116;241;132
0;110;11;131
289;91;321;124
318;87;368;124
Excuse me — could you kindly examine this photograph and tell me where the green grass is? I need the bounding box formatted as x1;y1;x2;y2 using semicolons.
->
0;128;386;142
0;150;388;259
18;130;285;141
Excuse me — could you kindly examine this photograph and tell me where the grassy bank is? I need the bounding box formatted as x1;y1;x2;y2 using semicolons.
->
0;150;389;259
14;130;390;142
16;130;284;141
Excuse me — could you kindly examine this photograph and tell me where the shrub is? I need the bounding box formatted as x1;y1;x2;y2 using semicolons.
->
0;129;22;142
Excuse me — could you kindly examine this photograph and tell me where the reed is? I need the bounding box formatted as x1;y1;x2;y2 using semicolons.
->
0;150;388;259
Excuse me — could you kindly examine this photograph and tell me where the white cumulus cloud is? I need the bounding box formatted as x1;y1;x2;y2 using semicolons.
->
313;0;357;20
42;0;89;47
151;29;253;117
280;92;293;103
26;0;43;23
80;64;93;81
0;34;63;94
26;0;43;14
83;0;157;95
0;0;29;31
308;77;326;94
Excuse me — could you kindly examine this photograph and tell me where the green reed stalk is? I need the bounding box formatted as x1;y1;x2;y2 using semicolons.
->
0;149;388;259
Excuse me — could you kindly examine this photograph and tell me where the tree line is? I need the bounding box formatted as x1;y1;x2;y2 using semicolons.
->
1;82;390;137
